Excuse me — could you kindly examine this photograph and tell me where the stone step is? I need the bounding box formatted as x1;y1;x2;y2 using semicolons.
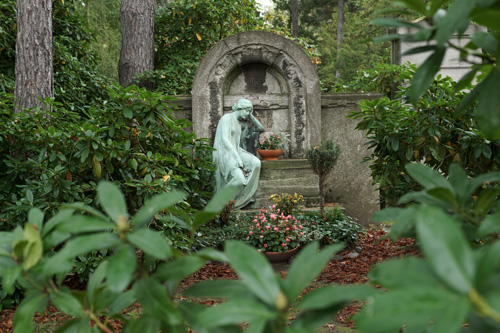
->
253;159;320;210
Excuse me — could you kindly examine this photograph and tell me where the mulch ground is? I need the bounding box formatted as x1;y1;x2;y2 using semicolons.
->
0;228;419;332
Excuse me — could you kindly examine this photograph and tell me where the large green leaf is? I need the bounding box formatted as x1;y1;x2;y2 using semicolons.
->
1;265;22;294
42;209;75;237
13;291;48;333
97;181;128;223
394;0;427;15
297;285;377;311
107;246;137;293
51;287;84;317
475;188;499;216
448;164;470;205
130;191;186;228
184;279;252;299
59;233;121;259
225;241;281;307
135;278;182;325
196;298;277;328
409;47;446;104
477;69;500;139
283;242;342;302
28;208;44;233
18;224;43;270
127;228;172;260
355;286;469;333
435;0;477;46
154;255;205;282
474;242;500;288
416;206;475;293
56;215;114;234
107;290;136;316
368;257;440;288
405;163;452;190
370;18;423;29
477;209;500;238
87;260;108;304
192;185;238;229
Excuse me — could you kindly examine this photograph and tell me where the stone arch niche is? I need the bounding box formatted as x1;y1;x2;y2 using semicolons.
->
192;31;321;158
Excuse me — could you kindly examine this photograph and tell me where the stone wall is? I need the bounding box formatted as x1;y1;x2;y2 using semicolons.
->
168;92;380;225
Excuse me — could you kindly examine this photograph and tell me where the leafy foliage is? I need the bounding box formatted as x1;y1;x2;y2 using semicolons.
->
350;68;500;207
139;0;261;95
0;85;214;231
0;0;111;111
351;0;500;331
336;62;413;98
316;0;395;89
0;183;376;332
268;192;304;216
296;208;365;247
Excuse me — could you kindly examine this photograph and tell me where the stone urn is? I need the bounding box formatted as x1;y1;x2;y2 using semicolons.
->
263;247;298;263
257;149;283;161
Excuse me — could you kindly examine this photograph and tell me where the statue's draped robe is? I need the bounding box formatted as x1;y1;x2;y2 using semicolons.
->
213;113;261;209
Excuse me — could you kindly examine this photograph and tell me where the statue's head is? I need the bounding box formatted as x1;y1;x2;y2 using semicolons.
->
233;99;253;112
233;99;253;120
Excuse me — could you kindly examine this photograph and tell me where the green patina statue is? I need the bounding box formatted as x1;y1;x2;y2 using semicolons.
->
213;99;264;209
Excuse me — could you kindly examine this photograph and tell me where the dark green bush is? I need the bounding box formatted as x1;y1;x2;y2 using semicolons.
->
0;85;214;231
350;70;500;207
296;208;364;247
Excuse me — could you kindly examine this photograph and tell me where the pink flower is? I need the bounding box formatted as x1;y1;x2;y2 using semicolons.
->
258;249;262;252
260;235;263;238
282;243;286;247
300;232;304;236
274;227;279;231
266;225;271;230
272;204;276;209
249;231;253;235
286;238;290;242
270;213;277;219
256;223;260;227
264;244;268;248
299;225;303;229
261;230;264;233
286;227;289;231
253;219;258;222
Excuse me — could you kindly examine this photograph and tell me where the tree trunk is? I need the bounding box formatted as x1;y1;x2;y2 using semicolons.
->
118;0;155;88
335;0;346;80
14;0;53;112
291;0;298;40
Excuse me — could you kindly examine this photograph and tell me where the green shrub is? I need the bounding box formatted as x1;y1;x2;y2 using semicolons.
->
350;72;500;207
296;208;364;247
306;140;341;217
0;85;214;231
0;182;371;332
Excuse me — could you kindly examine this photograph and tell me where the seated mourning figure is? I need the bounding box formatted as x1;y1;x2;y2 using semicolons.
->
213;99;264;209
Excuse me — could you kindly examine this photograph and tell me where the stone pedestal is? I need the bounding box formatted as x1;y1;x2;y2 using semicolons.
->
254;159;320;209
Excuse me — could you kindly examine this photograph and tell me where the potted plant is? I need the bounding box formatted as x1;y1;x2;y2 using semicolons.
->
256;133;286;160
245;205;305;262
306;140;341;219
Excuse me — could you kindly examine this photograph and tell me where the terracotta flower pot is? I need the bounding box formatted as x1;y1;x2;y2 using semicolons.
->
263;247;298;263
257;149;283;161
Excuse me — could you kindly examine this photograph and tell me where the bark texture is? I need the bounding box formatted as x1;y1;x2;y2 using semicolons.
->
335;0;345;79
119;0;155;88
14;0;53;112
291;0;298;39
